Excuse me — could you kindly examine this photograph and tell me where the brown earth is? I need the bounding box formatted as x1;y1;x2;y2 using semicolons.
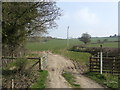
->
42;52;105;88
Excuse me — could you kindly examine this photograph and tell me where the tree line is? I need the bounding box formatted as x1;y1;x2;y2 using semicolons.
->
78;33;118;44
2;2;62;56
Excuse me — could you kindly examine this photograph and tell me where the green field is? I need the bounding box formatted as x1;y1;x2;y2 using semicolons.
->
26;39;81;51
91;37;118;43
26;37;118;51
26;37;118;88
26;39;90;65
88;42;118;47
26;37;118;65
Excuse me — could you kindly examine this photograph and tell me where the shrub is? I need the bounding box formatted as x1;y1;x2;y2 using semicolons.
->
78;33;91;44
70;45;119;57
15;57;28;72
97;40;101;43
103;39;108;43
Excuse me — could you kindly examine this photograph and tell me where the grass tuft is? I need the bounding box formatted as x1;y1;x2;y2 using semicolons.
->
31;70;48;88
85;72;119;89
62;71;80;88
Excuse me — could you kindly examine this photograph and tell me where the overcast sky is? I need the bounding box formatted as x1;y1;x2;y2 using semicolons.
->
48;1;118;39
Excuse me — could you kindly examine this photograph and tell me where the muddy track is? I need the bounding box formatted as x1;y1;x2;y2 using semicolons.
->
32;51;105;88
46;53;75;88
44;52;105;88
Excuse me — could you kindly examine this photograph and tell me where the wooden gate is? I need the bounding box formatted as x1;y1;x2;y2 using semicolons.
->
89;56;120;75
2;57;42;70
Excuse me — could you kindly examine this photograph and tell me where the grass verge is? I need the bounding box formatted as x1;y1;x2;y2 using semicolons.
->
31;70;48;88
85;72;119;89
62;71;80;88
54;49;91;65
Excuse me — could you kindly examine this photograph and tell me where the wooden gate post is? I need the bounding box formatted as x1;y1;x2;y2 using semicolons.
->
100;45;103;74
41;57;43;70
39;57;41;70
112;57;115;74
89;57;92;72
11;79;14;89
97;52;100;70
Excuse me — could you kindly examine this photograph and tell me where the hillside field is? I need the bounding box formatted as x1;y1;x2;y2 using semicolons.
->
26;37;118;50
26;37;118;65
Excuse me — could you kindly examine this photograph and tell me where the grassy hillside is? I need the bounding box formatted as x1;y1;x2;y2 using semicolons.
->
26;37;118;89
26;37;118;51
26;38;90;64
26;37;118;65
91;37;118;43
26;39;81;51
88;42;118;47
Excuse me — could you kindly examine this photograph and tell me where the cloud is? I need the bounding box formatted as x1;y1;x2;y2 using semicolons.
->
74;8;100;25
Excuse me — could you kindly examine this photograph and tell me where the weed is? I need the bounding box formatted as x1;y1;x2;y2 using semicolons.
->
85;72;119;89
15;57;28;71
31;70;48;88
62;71;80;88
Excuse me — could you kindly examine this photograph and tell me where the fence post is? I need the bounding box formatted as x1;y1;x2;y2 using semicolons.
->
41;57;43;70
89;57;91;72
11;79;14;89
12;54;14;62
19;52;21;57
100;45;103;74
46;53;48;68
97;52;100;58
39;57;41;70
97;52;100;70
112;57;115;74
106;52;108;57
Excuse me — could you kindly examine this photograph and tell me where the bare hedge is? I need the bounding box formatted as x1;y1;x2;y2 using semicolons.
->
70;45;120;57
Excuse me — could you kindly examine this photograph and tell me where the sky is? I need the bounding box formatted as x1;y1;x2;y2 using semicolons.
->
47;1;118;39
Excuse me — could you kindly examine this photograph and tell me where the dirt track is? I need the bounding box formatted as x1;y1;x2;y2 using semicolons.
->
45;52;105;88
46;53;74;88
